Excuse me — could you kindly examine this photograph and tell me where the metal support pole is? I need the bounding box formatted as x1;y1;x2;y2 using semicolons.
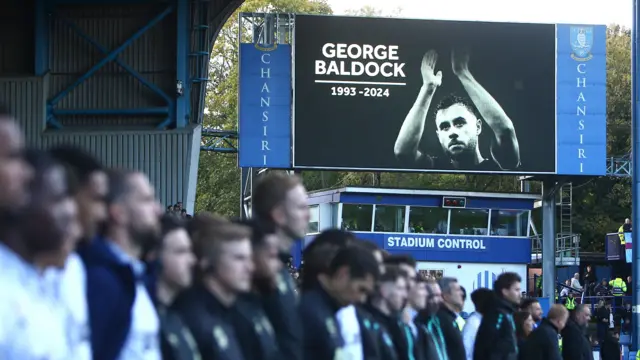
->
176;0;190;128
34;0;49;76
631;0;640;351
541;180;557;300
240;167;251;219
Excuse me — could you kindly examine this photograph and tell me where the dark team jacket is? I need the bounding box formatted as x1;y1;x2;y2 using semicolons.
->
143;273;202;360
519;318;562;360
414;312;447;360
599;332;621;360
356;306;400;360
299;285;346;360
473;298;518;360
231;294;280;360
363;303;417;360
173;285;245;360
262;266;303;360
78;237;137;360
157;302;202;360
436;307;466;360
560;318;593;360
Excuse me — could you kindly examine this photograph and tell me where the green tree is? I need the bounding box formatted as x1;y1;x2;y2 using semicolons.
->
196;0;332;216
344;5;403;17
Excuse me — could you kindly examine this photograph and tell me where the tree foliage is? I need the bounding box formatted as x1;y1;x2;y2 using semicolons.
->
196;0;332;216
197;2;633;252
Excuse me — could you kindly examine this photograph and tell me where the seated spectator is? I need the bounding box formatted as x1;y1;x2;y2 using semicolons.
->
560;280;571;298
594;279;610;296
570;273;583;293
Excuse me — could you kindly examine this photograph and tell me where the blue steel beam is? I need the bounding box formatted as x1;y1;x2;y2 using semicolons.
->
632;0;640;353
57;16;172;105
176;0;190;128
53;108;169;115
201;129;238;153
35;0;50;76
47;6;174;128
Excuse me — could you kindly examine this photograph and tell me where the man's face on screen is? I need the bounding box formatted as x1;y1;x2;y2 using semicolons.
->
435;103;481;158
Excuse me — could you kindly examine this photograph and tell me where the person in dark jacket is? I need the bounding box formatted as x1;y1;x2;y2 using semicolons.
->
364;266;416;360
147;215;200;360
173;214;253;360
561;304;593;360
595;301;611;342
353;240;399;360
299;245;380;360
520;305;569;360
252;173;308;360
600;330;621;360
438;277;467;360
474;272;523;360
514;311;534;354
415;279;447;360
230;219;282;360
80;170;163;360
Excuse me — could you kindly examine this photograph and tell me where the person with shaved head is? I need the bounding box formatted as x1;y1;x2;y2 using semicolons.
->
520;304;569;360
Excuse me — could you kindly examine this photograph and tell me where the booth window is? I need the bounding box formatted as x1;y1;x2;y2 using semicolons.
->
408;206;448;234
489;209;529;236
308;205;319;233
341;204;373;231
374;205;405;233
449;209;489;235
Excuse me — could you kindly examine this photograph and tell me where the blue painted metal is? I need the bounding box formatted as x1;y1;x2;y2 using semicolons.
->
200;129;238;153
609;157;633;176
57;16;172;105
47;6;174;128
49;0;159;3
176;0;190;128
52;108;169;115
632;0;640;353
35;0;50;76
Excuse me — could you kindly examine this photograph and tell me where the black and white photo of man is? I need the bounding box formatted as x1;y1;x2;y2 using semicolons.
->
394;49;521;171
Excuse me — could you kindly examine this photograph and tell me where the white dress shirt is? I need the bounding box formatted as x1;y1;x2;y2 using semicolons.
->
336;305;363;360
0;243;70;360
45;253;92;360
462;312;483;360
107;243;161;360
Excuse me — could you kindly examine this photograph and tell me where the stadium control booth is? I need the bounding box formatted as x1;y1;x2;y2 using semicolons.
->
301;186;537;315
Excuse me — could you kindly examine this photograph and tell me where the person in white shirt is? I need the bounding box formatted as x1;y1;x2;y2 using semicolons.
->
570;273;583;293
462;288;494;360
49;146;109;360
0;147;78;360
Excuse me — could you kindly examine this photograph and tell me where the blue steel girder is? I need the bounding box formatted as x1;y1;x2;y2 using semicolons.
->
201;129;238;153
607;157;632;177
46;5;175;129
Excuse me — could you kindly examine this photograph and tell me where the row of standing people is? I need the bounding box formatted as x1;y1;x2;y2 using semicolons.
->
0;105;604;360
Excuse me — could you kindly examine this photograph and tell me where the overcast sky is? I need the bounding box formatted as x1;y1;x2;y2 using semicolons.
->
327;0;632;27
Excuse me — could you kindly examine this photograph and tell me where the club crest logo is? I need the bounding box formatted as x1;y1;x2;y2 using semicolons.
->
570;26;594;61
473;270;497;290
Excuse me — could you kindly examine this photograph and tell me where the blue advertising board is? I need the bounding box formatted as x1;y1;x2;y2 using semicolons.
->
556;24;607;175
353;232;531;264
238;43;292;168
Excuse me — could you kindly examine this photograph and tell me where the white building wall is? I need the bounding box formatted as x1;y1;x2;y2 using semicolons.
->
416;261;527;314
